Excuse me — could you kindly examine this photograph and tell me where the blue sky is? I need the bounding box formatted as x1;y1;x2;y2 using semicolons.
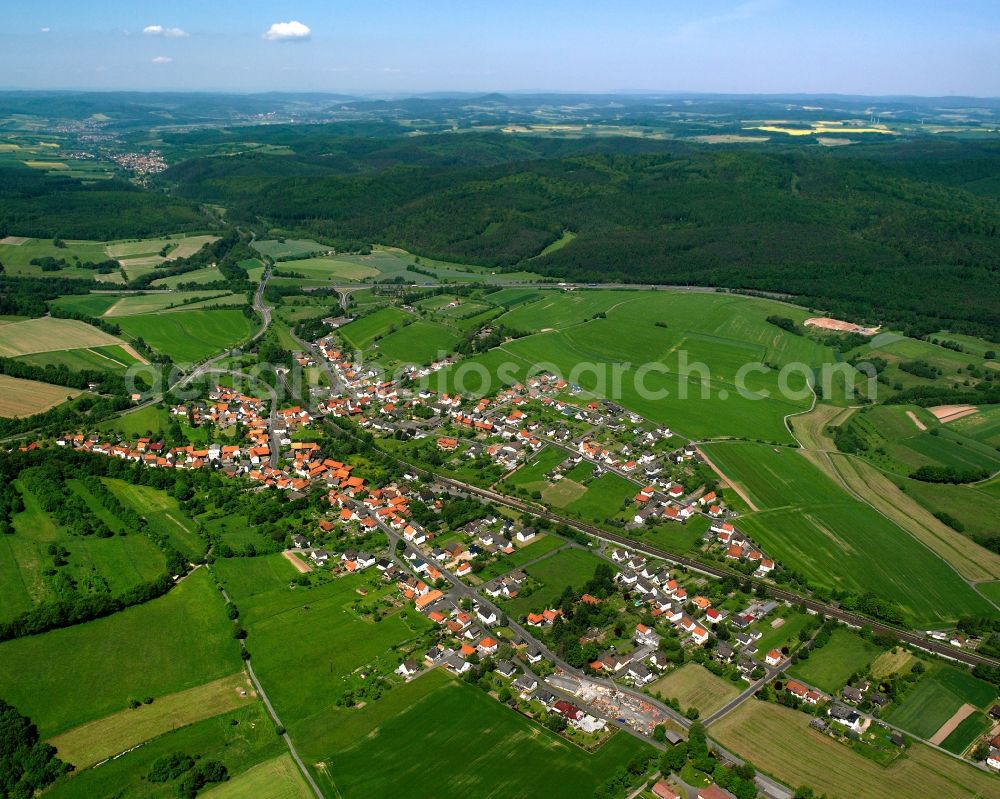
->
2;1;998;95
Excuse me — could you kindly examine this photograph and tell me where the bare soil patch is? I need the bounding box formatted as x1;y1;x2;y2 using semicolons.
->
929;405;977;423
283;550;312;573
929;703;976;745
0;236;29;245
804;317;880;336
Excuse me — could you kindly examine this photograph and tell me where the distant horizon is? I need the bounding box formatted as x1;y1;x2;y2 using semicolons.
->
3;1;998;96
1;88;999;102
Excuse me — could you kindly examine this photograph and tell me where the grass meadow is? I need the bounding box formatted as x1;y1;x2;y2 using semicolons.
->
787;629;882;693
504;547;606;616
0;569;241;736
0;479;167;622
45;703;283;799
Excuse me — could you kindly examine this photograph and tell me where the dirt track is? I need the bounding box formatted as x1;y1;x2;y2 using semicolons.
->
929;703;975;746
283;550;312;573
697;447;760;512
906;410;927;431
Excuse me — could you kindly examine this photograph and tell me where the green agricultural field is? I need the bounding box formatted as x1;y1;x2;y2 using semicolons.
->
306;670;653;799
338;306;411;350
487;287;547;308
940;712;993;755
0;479;166;622
0;569;241;736
0;316;129;357
104;478;207;561
45;703;283;799
14;343;143;373
948;404;1000;448
0;237;111;279
224;566;431;728
703;441;995;625
894;473;1000;542
212;552;302;603
102;291;235;317
505;547;606;616
48;293;122;317
275;256;378;282
201;754;313;799
374;320;460;365
885;665;997;739
114;309;255;362
842;405;1000;476
151;264;224;288
436;290;840;442
787;629;882;694
251;238;329;259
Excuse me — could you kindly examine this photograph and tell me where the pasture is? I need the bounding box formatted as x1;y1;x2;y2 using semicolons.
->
104;478;207;561
505;547;606;616
276;256;378;282
307;670;653;798
0;316;125;357
45;703;283;799
251;238;329;259
338;306;411;351
843;405;1000;477
648;663;741;717
152;263;223;287
885;666;997;739
374;319;460;365
0;569;241;736
476;534;566;581
787;629;882;694
0;478;166;621
224;568;431;726
15;343;144;374
0;374;81;417
114;309;255;362
950;404;1000;447
502;445;567;491
702;441;995;625
712;700;999;799
48;672;253;769
202;754;313;799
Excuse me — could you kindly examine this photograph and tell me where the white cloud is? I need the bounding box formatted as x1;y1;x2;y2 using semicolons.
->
263;21;311;41
40;27;50;33
151;56;173;64
143;25;188;38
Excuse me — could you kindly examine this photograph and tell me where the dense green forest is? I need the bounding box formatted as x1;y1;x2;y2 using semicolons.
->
0;167;210;240
161;134;1000;337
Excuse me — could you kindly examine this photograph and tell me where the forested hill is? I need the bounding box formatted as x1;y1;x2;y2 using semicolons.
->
165;135;1000;337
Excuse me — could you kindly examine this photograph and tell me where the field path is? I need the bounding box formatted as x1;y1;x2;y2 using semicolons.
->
283;550;312;573
697;446;760;512
118;342;151;365
928;703;975;746
906;410;928;431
